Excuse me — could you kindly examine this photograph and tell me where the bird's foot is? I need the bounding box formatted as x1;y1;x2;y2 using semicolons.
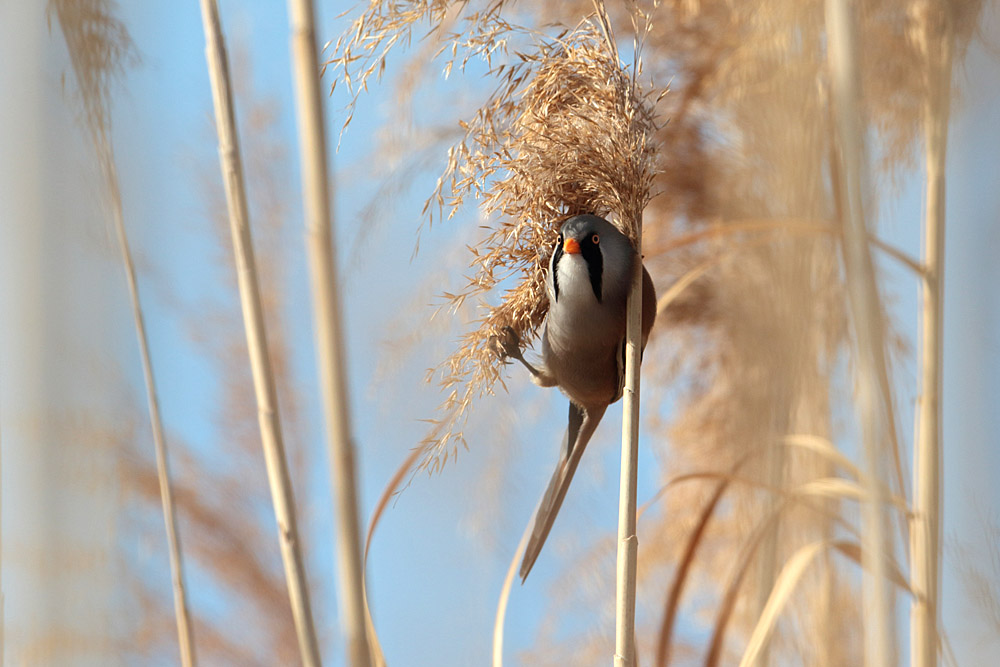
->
489;325;524;363
491;326;554;385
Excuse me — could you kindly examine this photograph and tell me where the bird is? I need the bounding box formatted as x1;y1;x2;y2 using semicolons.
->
498;213;657;581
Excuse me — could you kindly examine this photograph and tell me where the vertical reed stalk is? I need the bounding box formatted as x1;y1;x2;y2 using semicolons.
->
198;1;321;664
287;0;371;664
911;4;953;665
614;224;643;667
107;158;197;667
50;4;197;662
824;0;894;664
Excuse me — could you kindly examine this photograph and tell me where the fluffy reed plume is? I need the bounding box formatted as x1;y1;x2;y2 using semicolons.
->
332;7;660;663
49;2;196;664
419;21;659;470
333;12;660;470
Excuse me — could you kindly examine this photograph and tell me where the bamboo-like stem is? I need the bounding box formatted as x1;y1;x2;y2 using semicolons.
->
287;0;371;665
824;0;895;664
51;5;197;661
911;4;953;665
198;2;322;664
614;223;643;667
108;157;197;667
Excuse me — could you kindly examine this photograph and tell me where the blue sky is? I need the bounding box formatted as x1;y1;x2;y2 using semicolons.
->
3;1;1000;665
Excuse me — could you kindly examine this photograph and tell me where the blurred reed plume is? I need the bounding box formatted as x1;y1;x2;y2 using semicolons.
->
49;1;196;664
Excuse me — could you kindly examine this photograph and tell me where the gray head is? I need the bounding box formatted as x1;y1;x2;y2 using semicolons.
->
549;214;636;305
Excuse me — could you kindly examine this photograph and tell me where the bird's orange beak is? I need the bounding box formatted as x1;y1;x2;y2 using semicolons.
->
563;237;581;254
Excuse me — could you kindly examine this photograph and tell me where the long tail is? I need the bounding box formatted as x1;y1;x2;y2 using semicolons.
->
520;402;607;582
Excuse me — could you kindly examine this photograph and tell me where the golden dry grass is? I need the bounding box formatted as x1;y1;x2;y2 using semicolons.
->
335;13;662;471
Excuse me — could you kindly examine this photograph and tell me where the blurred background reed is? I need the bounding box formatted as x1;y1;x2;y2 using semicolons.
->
1;0;999;665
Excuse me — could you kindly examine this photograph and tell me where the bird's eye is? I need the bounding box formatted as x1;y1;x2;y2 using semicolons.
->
591;233;600;244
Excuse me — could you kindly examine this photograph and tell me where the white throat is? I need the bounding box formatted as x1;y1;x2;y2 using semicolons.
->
555;253;600;306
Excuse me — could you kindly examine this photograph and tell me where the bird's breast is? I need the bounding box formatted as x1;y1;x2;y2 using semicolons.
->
543;298;626;409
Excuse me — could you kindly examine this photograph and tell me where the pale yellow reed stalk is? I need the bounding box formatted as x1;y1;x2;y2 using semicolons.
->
198;1;321;664
575;3;644;664
824;0;895;663
50;3;196;663
109;160;197;667
287;0;371;664
911;3;954;665
615;237;643;667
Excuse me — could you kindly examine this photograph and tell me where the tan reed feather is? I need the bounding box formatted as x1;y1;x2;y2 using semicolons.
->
416;20;661;469
329;0;661;468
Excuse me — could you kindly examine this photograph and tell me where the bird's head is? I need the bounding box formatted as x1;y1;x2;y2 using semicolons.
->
549;214;635;305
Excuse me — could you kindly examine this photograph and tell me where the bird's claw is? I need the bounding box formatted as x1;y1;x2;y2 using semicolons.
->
491;325;524;362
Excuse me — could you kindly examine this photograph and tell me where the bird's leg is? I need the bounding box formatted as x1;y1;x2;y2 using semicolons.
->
497;326;541;377
494;326;554;386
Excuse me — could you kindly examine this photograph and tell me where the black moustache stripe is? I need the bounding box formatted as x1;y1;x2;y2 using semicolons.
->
581;238;603;302
551;239;563;302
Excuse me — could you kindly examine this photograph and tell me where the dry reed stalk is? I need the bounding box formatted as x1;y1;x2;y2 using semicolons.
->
107;162;197;667
492;518;534;667
911;3;954;665
49;2;196;664
824;0;895;663
362;445;426;667
287;1;371;664
615;249;642;667
198;1;321;664
704;472;911;666
569;4;649;663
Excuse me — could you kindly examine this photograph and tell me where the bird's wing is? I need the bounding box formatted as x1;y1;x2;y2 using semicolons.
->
611;266;658;403
520;401;607;581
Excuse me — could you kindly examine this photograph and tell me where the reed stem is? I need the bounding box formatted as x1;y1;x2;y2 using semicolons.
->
911;4;953;665
51;4;197;662
824;0;896;663
198;1;322;663
614;223;643;667
287;0;371;664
